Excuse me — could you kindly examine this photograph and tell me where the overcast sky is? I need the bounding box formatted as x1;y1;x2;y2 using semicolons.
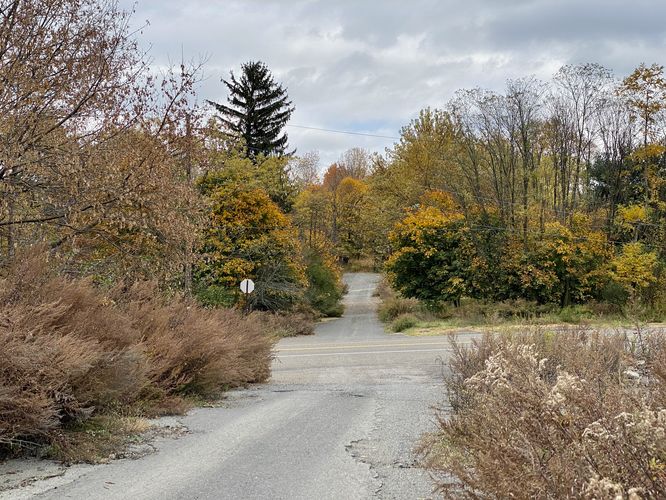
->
121;0;666;167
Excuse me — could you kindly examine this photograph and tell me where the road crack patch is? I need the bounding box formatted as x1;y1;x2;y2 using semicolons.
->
344;395;386;497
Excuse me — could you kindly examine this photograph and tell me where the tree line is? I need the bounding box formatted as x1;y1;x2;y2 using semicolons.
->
295;63;666;312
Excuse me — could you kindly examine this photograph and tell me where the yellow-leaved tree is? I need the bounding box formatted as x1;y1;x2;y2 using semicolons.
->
197;177;306;310
337;177;370;259
610;242;659;301
386;192;470;305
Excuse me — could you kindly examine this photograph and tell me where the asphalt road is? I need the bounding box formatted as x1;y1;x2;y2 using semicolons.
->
10;273;469;500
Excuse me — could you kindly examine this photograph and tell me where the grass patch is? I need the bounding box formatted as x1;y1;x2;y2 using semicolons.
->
343;257;378;273
251;311;316;338
44;415;152;464
375;278;646;335
378;296;421;323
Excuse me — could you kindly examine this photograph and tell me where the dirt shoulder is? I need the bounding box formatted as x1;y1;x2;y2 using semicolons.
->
0;416;188;499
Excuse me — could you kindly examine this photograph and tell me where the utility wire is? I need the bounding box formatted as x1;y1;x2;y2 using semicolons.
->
286;124;400;140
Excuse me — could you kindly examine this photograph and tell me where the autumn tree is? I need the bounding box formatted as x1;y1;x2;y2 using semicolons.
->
321;163;347;244
521;219;610;306
302;242;344;317
610;242;659;302
208;61;294;158
197;175;306;310
0;0;202;282
589;90;638;233
618;63;666;208
449;89;520;225
505;77;545;238
386;192;471;305
548;64;612;220
338;147;371;179
290;150;321;187
336;177;370;259
293;185;330;247
380;108;459;208
367;62;666;311
199;137;298;213
620;63;666;147
291;184;347;315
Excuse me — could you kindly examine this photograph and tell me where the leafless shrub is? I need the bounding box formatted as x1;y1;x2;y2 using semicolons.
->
0;251;275;455
118;282;274;395
424;327;666;499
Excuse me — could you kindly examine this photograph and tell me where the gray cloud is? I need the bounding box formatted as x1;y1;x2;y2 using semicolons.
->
120;0;666;167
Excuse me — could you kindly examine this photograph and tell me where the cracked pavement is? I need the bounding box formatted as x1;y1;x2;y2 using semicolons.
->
2;273;464;500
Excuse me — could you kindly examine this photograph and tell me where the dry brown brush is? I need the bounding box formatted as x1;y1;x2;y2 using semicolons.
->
0;253;275;457
250;311;315;338
424;327;666;499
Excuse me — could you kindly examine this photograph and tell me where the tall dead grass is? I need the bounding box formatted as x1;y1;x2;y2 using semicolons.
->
0;252;275;456
250;311;315;338
424;327;666;499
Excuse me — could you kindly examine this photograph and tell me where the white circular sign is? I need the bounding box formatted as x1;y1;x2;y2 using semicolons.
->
240;278;255;294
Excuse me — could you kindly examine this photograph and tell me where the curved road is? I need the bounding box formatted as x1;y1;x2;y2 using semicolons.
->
8;273;465;500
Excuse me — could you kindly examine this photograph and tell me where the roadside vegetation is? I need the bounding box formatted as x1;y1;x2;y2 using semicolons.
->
299;64;666;323
4;0;666;486
0;252;274;461
329;59;666;496
422;328;666;498
376;278;652;335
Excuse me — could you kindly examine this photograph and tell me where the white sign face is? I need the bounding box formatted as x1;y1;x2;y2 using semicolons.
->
240;278;255;294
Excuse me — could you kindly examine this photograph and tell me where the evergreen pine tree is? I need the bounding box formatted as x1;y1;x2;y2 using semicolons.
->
208;61;295;158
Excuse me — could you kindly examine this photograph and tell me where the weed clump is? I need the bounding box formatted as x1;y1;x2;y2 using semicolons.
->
423;328;666;498
251;311;316;338
378;296;421;323
391;314;419;332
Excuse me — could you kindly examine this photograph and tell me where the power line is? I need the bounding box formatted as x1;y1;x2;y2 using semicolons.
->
287;124;400;141
206;126;398;159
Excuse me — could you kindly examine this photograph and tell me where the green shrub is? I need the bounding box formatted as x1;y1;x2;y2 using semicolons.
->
557;304;594;323
304;252;344;317
378;297;420;322
194;284;236;308
391;313;419;332
601;280;630;308
323;303;344;317
432;298;554;324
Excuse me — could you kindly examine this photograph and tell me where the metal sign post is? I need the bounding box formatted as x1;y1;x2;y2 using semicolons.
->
240;278;255;315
